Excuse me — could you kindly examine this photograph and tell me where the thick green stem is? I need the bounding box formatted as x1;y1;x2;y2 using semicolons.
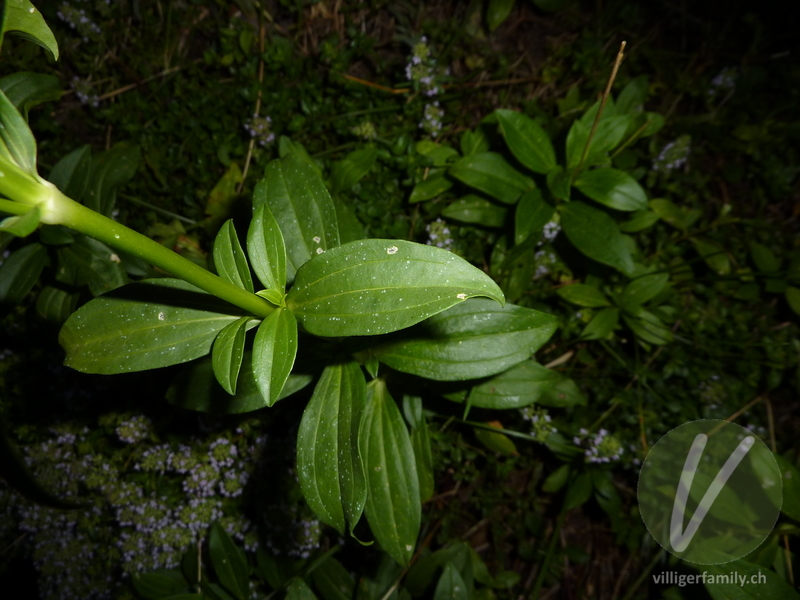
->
49;187;275;318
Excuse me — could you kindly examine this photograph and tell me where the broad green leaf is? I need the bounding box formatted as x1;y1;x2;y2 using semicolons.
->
286;239;504;337
0;72;61;120
486;0;514;31
474;424;518;456
374;299;557;381
555;283;610;307
202;162;242;231
639;112;665;137
581;307;619;340
749;241;781;273
786;286;800;317
448;152;534;204
278;136;322;176
212;317;250;395
84;142;140;216
333;196;365;244
460;129;490;156
297;362;367;536
59;278;245;374
131;570;190;600
561;201;635;275
615;76;648;115
515;189;554;245
0;203;40;236
619;273;668;307
209;522;249;600
566;116;630;169
310;557;356;600
416;141;459;166
255;152;340;283
467;360;586;409
214;220;254;293
360;379;420;566
1;0;59;60
247;201;286;296
35;285;78;322
167;352;312;414
442;195;507;227
578;98;617;127
704;559;800;600
546;165;572;201
618;209;658;232
409;174;453;204
406;544;472;597
286;577;318;600
691;238;730;275
775;454;800;522
0;242;46;304
252;308;298;406
0;87;38;176
330;148;378;194
622;311;673;345
434;563;469;600
573;168;648;211
649;198;700;231
495;109;556;174
48;145;92;201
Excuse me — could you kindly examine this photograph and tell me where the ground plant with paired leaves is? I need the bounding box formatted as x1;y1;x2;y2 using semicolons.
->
1;1;799;600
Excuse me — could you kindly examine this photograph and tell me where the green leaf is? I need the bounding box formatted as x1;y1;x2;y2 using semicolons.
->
542;464;570;493
252;308;298;406
649;198;700;231
131;571;190;600
618;209;658;232
0;87;38;176
47;145;92;201
278;136;322;176
330;148;378;194
255;152;340;283
209;522;249;600
167;352;312;414
212;317;250;395
404;396;435;502
247;200;286;296
297;362;368;536
0;242;46;304
495;109;556;174
286;239;504;337
360;379;420;566
409;174;453;204
615;76;648;115
691;238;730;275
0;72;61;120
566;116;630;169
467;360;586;409
560;201;635;275
474;424;518;456
1;0;59;59
775;454;800;522
0;204;40;236
85;142;141;216
515;189;554;245
555;283;610;307
214;220;254;293
434;563;469;600
564;472;593;510
333;196;365;244
202;162;242;231
622;310;673;345
310;557;356;600
639;112;665;137
460;129;490;156
573;168;648;211
786;286;800;317
287;577;318;600
35;285;78;322
442;195;507;227
59;278;245;374
581;307;619;340
448;152;534;204
619;273;668;307
54;235;127;296
374;299;557;381
546;165;572;201
704;559;800;600
749;241;781;273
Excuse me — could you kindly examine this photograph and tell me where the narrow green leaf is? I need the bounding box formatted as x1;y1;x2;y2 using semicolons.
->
691;238;730;275
434;563;469;600
749;241;781;273
467;360;586;409
404;397;435;502
566;116;630;169
212;317;250;395
495;109;556;174
564;472;593;510
47;145;92;201
374;299;557;381
0;87;38;176
573;168;648;211
615;76;648;115
1;0;59;59
297;362;367;536
0;72;61;120
0;242;46;304
59;279;245;374
360;379;420;566
486;0;514;31
649;198;700;231
622;311;673;345
515;189;554;245
620;273;668;307
561;201;635;275
255;152;340;283
84;142;140;216
640;112;665;137
252;308;298;406
474;424;518;456
460;129;490;156
556;283;610;307
286;577;318;600
0;203;40;236
448;152;534;204
330;148;378;194
54;235;127;296
409;174;453;204
618;209;658;232
214;220;254;293
209;522;249;600
286;239;504;337
333;196;365;244
35;285;78;322
416;141;459;166
246;201;287;297
310;557;356;600
581;307;619;340
442;195;507;227
542;464;570;493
